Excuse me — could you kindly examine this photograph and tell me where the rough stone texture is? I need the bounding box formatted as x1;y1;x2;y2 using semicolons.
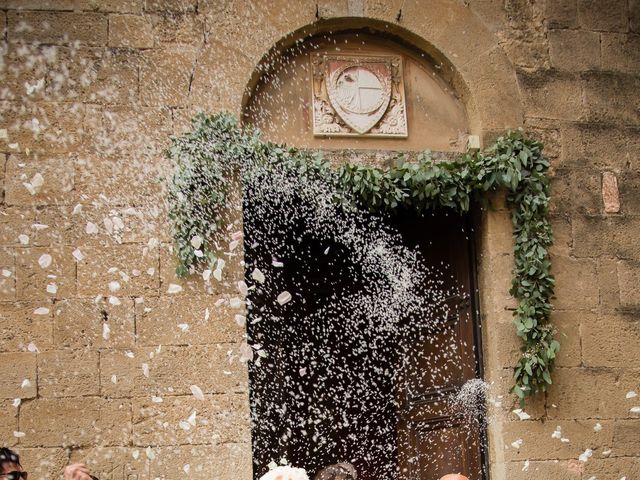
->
108;13;154;49
0;1;638;479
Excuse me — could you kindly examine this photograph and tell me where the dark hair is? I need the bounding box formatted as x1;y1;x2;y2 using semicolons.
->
0;448;20;469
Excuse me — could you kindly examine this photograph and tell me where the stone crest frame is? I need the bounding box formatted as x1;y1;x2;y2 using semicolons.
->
311;52;408;137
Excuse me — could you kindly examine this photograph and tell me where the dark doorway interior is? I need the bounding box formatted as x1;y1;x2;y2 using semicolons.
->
244;201;487;480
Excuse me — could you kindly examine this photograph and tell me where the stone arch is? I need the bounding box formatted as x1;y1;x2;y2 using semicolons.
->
238;12;524;144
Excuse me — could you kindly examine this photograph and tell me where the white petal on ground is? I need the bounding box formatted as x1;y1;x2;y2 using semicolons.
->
109;281;121;292
190;384;205;401
38;253;52;268
179;420;191;431
579;449;593;462
111;375;117;384
183;464;190;474
151;396;163;403
231;230;243;241
27;342;39;353
251;268;265;284
33;307;49;315
72;248;84;261
229;240;239;251
277;291;292;305
202;269;212;281
18;234;29;245
522;460;529;472
167;283;183;294
626;391;637;399
551;426;562;439
213;268;222;281
108;296;121;306
204;308;210;321
593;423;602;432
511;439;523;449
145;447;155;460
72;204;83;215
229;297;243;309
2;269;12;278
142;363;150;378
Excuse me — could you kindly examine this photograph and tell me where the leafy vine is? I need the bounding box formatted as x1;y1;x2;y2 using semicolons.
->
167;112;558;403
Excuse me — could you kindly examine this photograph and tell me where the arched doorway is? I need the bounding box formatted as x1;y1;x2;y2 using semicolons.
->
242;24;488;480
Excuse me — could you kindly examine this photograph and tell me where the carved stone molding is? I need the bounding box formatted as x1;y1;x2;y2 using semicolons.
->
311;53;408;137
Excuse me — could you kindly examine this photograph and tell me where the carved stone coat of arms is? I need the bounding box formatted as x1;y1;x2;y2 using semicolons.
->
311;53;408;137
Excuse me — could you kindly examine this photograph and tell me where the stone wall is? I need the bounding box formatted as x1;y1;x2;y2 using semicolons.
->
0;0;638;479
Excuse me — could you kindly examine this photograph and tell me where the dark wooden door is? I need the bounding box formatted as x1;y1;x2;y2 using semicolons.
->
392;210;485;480
244;201;486;480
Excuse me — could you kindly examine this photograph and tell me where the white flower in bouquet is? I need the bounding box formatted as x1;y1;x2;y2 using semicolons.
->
259;465;309;480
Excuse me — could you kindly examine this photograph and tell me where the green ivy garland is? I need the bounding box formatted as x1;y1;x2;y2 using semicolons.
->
167;112;558;403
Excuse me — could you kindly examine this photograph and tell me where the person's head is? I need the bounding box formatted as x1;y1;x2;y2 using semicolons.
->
0;448;26;479
439;475;469;480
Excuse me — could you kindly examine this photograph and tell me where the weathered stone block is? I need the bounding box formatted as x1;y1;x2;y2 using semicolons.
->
573;216;640;259
109;14;153;48
80;104;172;158
549;310;582;367
132;392;250;445
150;10;205;45
617;259;640;308
560;123;640;170
140;45;197;107
517;71;583;121
54;298;135;349
37;349;100;397
143;0;197;12
100;345;248;398
74;154;169;206
547;367;639;419
16;448;68;480
83;0;144;13
503;460;581;479
0;352;37;399
582;312;640;367
618;170;640;215
15;246;76;300
549;168;601;215
551;255;598;310
549;29;600;71
597;257;620;310
501;418;613;461
578;0;629;32
136;294;238;346
583;456;640;479
545;0;579;29
1;400;19;447
548;214;572;257
71;447;149;480
7;11;108;45
602;33;640;74
0;247;16;301
0;301;54;352
583;72;640;125
20;397;131;447
601;171;620;213
5;155;74;207
0;207;36;247
76;244;159;297
612;419;640;456
1;101;85;155
148;443;252;479
632;0;640;32
189;39;255;113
